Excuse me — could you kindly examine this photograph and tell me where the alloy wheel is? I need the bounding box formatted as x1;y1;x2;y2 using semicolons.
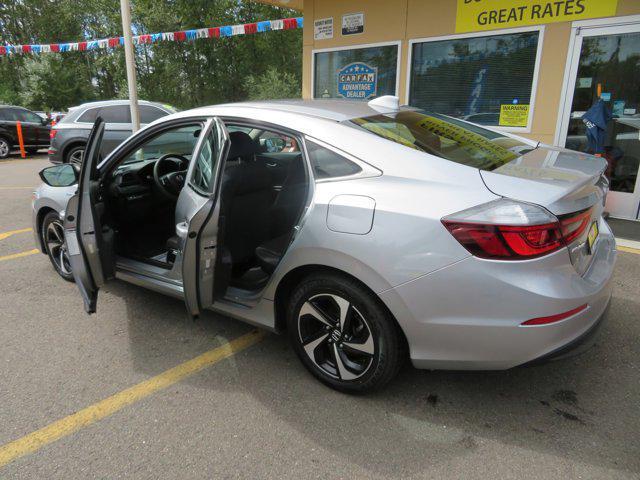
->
297;293;375;381
69;148;84;165
0;139;9;158
45;219;72;276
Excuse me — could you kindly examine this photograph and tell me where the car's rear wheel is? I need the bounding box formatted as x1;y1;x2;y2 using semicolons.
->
41;211;74;282
65;145;85;165
287;273;403;393
0;137;10;159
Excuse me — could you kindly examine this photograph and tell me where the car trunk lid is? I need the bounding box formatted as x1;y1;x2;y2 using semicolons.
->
480;144;609;275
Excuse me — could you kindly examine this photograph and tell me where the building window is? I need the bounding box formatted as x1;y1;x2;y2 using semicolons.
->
313;43;399;100
409;30;541;128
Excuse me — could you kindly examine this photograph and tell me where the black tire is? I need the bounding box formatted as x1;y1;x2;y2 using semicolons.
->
65;145;85;165
286;272;403;393
0;136;11;159
41;211;74;282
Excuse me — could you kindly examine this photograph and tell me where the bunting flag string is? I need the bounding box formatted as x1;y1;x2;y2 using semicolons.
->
0;17;303;56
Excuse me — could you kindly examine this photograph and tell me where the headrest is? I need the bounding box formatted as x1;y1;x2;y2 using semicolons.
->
228;131;260;159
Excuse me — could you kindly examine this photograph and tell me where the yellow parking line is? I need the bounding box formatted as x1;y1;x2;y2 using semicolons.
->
0;249;39;262
0;329;265;468
618;245;640;255
0;228;33;241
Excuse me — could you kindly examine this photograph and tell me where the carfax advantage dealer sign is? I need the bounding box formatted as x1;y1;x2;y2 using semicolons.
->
456;0;618;33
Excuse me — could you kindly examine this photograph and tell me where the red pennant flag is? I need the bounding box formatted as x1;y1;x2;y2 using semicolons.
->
283;18;297;30
108;37;119;48
50;44;60;52
244;23;258;34
208;27;220;38
78;41;87;51
0;46;6;55
139;34;151;44
174;31;186;41
22;45;32;53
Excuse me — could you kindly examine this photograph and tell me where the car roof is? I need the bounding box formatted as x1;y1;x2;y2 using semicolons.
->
73;99;162;109
197;99;412;122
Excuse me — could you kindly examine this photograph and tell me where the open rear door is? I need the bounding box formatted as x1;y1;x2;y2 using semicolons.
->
64;118;114;313
180;117;230;318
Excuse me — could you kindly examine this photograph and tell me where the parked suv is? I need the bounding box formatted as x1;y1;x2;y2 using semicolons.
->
0;105;51;159
48;100;175;164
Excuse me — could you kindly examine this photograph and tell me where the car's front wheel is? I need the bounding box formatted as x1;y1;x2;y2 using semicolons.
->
41;211;74;282
287;273;403;393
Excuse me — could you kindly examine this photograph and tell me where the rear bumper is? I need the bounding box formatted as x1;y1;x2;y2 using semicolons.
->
380;218;617;370
48;148;63;164
523;297;611;365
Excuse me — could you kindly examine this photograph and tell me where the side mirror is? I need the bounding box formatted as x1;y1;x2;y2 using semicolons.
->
265;137;286;152
39;164;79;187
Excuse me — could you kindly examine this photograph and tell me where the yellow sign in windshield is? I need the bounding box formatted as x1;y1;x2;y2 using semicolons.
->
416;116;518;166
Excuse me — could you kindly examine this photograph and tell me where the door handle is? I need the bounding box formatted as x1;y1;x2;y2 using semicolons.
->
176;221;189;238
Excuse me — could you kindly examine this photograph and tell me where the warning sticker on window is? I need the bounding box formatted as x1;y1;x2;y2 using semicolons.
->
499;104;530;127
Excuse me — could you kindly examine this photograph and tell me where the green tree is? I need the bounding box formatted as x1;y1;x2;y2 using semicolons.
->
0;0;302;110
244;66;301;100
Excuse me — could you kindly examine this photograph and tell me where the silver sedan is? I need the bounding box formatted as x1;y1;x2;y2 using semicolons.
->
32;97;616;392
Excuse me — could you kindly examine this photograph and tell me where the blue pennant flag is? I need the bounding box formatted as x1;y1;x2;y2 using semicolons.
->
257;21;271;32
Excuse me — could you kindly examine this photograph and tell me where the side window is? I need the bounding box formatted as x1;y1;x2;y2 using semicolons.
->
0;109;10;121
122;125;201;164
191;127;219;193
77;108;99;123
140;105;168;124
99;105;131;123
257;130;300;153
17;109;42;123
306;140;362;180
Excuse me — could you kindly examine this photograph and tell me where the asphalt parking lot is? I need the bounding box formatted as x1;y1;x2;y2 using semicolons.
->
0;154;639;479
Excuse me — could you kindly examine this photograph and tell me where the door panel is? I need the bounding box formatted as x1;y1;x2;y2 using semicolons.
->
179;117;230;317
64;118;111;313
255;152;301;190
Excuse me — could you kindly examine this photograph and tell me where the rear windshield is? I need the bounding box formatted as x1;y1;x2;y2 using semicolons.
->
347;110;535;171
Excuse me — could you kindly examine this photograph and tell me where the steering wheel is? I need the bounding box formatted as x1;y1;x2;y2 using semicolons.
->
153;154;189;199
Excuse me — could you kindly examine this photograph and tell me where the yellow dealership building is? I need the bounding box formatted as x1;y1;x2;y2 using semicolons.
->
260;0;640;220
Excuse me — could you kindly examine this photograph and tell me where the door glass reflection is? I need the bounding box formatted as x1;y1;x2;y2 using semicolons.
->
566;32;640;193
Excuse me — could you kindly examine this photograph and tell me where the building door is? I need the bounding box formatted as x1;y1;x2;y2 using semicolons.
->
558;19;640;220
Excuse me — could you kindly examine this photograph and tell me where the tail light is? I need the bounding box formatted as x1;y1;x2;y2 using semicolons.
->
558;207;591;244
442;199;592;260
49;128;58;140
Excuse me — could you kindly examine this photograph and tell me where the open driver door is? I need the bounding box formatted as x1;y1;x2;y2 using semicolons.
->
64;118;115;313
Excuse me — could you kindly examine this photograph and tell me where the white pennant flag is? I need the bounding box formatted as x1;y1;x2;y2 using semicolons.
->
271;19;283;30
232;25;244;36
196;28;209;39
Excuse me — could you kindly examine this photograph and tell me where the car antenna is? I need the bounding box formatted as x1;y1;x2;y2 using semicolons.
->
368;95;400;113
